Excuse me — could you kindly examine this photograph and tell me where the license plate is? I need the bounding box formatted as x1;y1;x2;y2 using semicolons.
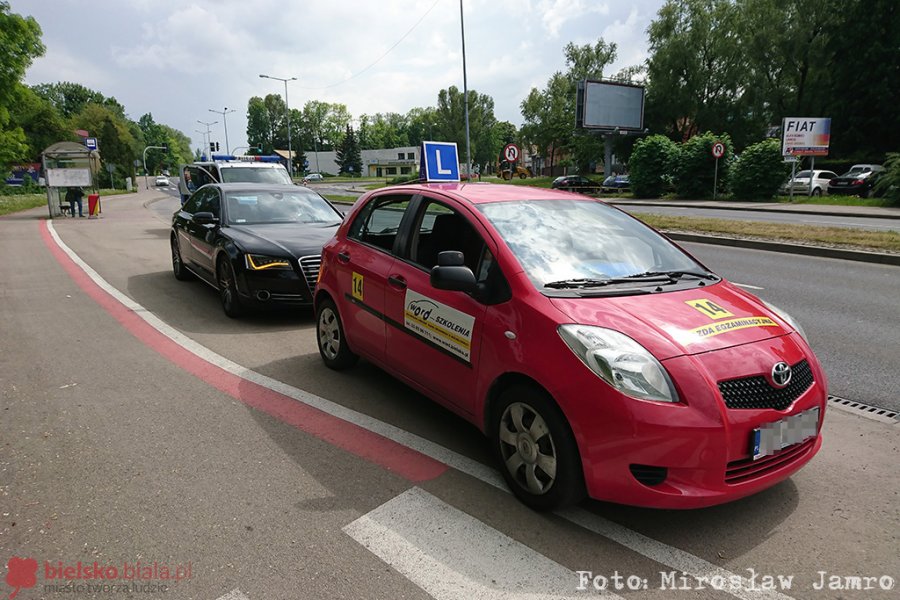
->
752;407;819;460
834;181;846;185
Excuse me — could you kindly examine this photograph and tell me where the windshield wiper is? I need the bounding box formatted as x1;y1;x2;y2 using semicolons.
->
622;269;718;280
544;278;614;289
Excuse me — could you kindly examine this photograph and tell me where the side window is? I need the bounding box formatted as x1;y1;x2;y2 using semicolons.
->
196;188;221;218
409;200;486;274
182;192;201;214
347;195;412;253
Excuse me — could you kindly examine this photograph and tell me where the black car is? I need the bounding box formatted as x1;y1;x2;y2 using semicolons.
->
827;164;885;197
601;174;630;193
171;183;343;317
550;175;602;193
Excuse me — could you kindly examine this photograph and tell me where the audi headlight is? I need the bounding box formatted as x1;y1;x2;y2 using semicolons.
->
245;254;292;270
558;325;679;403
761;300;807;341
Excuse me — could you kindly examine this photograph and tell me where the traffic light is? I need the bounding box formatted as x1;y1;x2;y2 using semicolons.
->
161;142;169;152
215;142;220;151
210;142;215;152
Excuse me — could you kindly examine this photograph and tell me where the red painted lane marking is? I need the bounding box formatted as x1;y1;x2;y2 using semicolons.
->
39;220;447;482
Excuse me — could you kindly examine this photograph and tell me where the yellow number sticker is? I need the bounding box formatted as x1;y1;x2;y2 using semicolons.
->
351;272;364;301
686;298;734;320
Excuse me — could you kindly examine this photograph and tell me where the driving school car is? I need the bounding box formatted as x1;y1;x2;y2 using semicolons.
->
313;181;827;510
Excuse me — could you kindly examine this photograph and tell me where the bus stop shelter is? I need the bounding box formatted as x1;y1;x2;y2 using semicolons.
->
41;141;100;218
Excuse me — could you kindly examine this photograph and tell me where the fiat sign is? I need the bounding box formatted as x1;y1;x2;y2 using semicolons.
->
782;118;831;157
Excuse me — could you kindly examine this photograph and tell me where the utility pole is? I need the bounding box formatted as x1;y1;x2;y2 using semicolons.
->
197;120;218;159
259;74;298;178
459;0;472;180
208;108;235;154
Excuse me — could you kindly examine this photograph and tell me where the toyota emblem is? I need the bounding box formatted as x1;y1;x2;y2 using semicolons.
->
771;362;792;388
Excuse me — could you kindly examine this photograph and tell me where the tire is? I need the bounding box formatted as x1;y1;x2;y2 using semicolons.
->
811;187;821;197
491;385;585;511
519;173;527;179
316;298;358;370
171;235;193;281
217;257;244;318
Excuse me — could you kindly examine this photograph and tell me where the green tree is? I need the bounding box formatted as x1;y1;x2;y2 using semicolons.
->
32;81;125;119
0;1;44;167
435;85;498;169
406;107;439;147
70;103;137;185
334;125;362;176
9;84;72;161
672;131;734;198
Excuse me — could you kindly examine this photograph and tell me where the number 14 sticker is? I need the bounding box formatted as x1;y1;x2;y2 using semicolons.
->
686;298;733;320
352;272;364;301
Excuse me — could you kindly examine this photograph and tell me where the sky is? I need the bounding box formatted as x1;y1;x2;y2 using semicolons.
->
13;0;665;154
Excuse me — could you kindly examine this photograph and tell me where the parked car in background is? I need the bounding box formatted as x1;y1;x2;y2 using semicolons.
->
171;183;343;317
550;175;602;193
601;174;630;193
303;173;324;182
827;164;885;197
780;170;838;196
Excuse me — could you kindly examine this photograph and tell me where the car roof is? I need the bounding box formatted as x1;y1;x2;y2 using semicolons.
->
211;183;307;192
191;161;285;169
380;182;594;205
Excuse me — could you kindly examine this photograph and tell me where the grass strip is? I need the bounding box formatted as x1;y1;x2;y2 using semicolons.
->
0;193;46;216
634;213;900;253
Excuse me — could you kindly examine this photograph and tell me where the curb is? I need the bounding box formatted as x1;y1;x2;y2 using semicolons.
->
665;232;900;266
609;199;900;220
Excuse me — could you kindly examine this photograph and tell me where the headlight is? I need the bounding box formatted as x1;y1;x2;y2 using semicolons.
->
761;300;807;341
245;254;292;270
558;325;679;403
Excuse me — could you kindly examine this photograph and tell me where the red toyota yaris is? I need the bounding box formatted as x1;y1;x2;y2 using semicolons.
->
314;182;826;510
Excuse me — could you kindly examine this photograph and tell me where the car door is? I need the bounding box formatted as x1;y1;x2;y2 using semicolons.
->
331;193;416;362
382;195;495;414
174;192;202;265
185;186;221;277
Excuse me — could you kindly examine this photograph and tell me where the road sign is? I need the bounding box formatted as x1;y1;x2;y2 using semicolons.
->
85;137;98;151
782;117;831;156
503;143;520;163
711;141;725;159
419;141;460;182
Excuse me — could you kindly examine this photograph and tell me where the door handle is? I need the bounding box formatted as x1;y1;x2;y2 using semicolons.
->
388;275;407;289
337;252;350;264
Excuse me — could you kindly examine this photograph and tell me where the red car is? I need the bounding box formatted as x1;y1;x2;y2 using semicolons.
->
314;182;826;510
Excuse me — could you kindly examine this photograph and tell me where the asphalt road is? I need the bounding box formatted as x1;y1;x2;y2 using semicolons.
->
618;205;900;232
3;188;897;600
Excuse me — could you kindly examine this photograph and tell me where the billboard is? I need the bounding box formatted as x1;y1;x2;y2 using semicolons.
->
576;80;645;131
782;117;831;156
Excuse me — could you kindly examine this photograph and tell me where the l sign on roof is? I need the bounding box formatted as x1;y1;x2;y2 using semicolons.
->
420;141;460;182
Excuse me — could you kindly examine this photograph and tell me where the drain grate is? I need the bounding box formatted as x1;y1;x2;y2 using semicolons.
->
828;395;899;424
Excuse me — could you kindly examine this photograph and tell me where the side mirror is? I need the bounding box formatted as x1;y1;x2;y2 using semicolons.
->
431;251;476;292
193;211;219;226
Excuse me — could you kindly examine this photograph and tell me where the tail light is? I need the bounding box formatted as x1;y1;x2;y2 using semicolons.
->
853;179;865;185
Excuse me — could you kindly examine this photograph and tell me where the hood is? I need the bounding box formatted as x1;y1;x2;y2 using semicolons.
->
226;222;340;257
549;281;792;360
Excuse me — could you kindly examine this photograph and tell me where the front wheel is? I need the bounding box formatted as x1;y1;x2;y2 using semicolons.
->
316;298;358;370
811;187;821;197
492;385;585;511
217;258;244;318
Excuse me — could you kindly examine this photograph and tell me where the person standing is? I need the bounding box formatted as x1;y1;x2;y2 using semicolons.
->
65;187;85;217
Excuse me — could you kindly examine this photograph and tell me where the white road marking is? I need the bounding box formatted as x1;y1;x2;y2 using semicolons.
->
344;487;621;600
47;220;796;600
215;589;250;600
732;282;764;290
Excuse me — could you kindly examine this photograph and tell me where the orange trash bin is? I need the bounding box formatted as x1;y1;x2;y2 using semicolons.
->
88;194;100;217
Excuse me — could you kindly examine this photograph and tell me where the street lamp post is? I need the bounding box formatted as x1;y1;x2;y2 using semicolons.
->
194;129;208;159
208;108;235;154
196;120;218;159
259;74;298;178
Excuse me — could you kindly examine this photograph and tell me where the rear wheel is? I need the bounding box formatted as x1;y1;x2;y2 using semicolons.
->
491;385;585;511
217;258;244;318
811;187;821;197
171;235;192;281
316;298;358;370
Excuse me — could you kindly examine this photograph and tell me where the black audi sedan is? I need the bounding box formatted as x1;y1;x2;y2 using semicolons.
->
171;183;343;317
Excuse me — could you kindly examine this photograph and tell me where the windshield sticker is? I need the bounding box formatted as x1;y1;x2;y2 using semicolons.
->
686;298;734;320
404;290;475;362
690;316;779;339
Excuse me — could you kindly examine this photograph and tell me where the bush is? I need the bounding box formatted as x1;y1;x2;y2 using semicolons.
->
672;132;733;198
628;135;678;198
388;172;419;185
730;138;790;199
874;152;900;204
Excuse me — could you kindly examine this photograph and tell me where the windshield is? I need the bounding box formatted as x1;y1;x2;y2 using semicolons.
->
221;167;293;185
478;199;704;288
795;170;811;178
225;190;340;225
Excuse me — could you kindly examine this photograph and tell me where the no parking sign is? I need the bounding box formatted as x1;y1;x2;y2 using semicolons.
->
503;143;520;163
711;141;725;159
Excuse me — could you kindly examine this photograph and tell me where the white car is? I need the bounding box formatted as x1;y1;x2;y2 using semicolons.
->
304;173;324;182
155;175;169;186
780;170;838;196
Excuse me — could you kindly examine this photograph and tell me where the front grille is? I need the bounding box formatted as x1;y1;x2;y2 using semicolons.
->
298;255;321;293
725;437;815;485
718;359;814;410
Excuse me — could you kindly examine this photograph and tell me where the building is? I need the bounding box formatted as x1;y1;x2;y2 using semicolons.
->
303;146;419;177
